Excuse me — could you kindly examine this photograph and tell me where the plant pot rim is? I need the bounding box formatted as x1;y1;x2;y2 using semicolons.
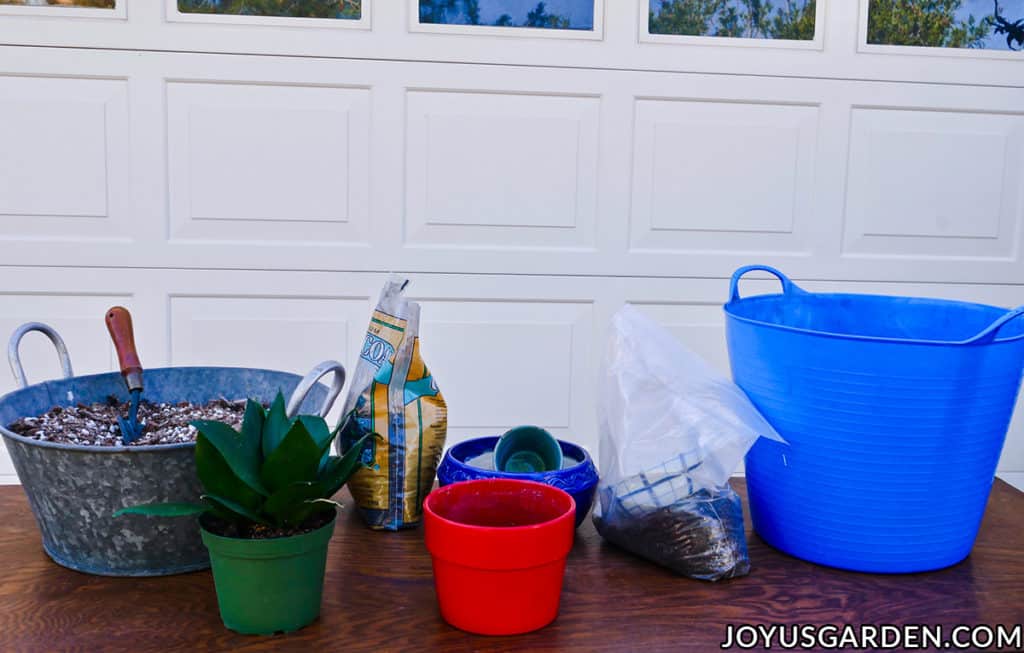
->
200;511;338;555
424;479;576;534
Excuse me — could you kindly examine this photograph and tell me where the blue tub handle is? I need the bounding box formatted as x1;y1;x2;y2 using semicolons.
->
729;265;805;303
959;305;1024;345
286;360;346;419
8;322;74;389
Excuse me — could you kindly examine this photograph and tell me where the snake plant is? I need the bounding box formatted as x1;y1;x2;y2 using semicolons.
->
116;392;372;530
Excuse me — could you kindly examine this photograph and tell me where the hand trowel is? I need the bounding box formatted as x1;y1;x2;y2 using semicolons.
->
105;307;145;444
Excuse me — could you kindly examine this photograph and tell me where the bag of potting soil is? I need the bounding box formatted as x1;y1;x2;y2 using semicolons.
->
338;277;447;531
592;306;784;580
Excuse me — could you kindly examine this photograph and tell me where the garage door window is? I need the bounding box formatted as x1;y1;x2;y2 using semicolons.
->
643;0;822;48
0;0;113;5
169;0;369;27
412;0;603;39
864;0;1023;52
0;0;123;18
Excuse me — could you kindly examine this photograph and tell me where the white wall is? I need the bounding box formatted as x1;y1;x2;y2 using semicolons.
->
0;2;1021;489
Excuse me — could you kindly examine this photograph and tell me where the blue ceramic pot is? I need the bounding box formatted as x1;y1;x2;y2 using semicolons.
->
436;436;599;528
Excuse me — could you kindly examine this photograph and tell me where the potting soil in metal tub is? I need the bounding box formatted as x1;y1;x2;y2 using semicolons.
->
0;323;343;576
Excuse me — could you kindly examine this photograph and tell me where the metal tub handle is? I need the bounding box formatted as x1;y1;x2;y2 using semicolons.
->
8;322;74;389
286;360;346;419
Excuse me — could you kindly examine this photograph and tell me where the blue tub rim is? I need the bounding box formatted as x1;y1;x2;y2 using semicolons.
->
724;265;1024;347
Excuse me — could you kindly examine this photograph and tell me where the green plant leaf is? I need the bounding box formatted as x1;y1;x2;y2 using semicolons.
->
196;434;265;512
202;499;240;524
192;420;268;497
264;481;325;519
260;420;321;493
300;414;335;471
239;399;265;460
264;481;328;527
202;493;269;526
113;502;206;518
291;498;340;527
319;432;374;498
298;415;334;454
262;391;292;458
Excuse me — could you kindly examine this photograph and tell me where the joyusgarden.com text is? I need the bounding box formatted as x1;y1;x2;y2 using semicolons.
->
720;623;1022;650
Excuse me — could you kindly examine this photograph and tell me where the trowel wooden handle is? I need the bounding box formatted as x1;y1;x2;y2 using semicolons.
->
105;306;143;391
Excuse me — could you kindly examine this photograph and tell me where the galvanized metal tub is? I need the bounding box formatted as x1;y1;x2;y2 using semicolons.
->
1;323;345;577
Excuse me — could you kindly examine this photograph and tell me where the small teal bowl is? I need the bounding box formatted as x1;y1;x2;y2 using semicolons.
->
437;436;599;528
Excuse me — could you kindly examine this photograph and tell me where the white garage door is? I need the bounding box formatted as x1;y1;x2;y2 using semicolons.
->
0;1;1021;488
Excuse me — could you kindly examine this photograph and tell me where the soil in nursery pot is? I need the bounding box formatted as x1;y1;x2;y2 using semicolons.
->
202;509;335;540
7;397;249;446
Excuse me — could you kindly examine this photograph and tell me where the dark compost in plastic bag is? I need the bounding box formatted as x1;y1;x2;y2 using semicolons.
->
592;306;783;581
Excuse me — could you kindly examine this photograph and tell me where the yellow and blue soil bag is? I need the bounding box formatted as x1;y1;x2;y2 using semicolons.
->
338;278;447;530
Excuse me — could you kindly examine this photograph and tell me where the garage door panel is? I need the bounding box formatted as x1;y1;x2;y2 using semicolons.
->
629;98;819;255
413;298;594;446
169;294;371;387
843;107;1023;260
166;81;372;244
0;75;130;241
404;89;599;249
0;46;1021;286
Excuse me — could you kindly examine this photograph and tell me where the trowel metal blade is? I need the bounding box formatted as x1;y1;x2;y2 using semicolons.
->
120;389;143;444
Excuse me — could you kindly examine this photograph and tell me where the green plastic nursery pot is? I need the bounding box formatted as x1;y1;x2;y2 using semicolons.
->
199;513;336;635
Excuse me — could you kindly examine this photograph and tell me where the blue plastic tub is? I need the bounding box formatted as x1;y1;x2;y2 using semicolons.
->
724;265;1024;573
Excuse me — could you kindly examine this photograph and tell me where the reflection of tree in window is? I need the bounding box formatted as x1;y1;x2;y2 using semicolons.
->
648;0;816;40
992;0;1024;49
527;1;570;27
419;0;592;30
0;0;114;6
867;0;1023;50
177;0;361;18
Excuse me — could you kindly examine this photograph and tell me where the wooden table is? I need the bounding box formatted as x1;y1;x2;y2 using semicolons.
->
1;479;1021;652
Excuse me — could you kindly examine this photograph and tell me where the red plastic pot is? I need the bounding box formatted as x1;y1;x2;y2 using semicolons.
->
423;478;576;635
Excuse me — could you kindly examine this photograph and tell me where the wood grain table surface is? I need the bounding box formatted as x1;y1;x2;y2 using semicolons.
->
0;479;1021;652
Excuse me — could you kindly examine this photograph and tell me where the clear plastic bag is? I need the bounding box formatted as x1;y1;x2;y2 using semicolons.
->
592;306;783;580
